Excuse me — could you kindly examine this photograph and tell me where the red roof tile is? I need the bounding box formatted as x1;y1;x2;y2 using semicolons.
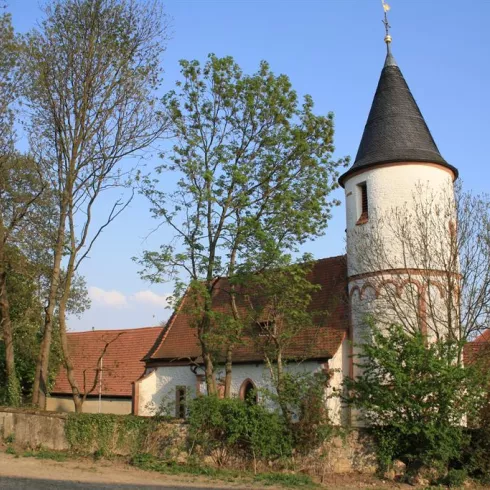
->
147;256;348;364
464;329;490;365
52;326;163;397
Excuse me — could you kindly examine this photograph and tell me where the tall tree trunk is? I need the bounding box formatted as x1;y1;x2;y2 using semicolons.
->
0;223;20;406
0;266;19;406
58;246;84;412
198;292;217;395
223;346;233;398
202;348;216;396
32;206;66;408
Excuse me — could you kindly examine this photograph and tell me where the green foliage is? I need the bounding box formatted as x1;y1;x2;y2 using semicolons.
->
188;395;292;465
22;448;69;462
5;445;16;455
137;53;347;393
132;453;317;488
442;468;467;488
262;370;333;452
254;472;317;488
139;54;345;286
132;453;237;477
345;324;487;476
65;413;152;457
0;11;18;153
6;373;21;407
240;255;326;360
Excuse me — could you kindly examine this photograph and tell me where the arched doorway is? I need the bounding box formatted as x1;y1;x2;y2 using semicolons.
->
239;378;258;404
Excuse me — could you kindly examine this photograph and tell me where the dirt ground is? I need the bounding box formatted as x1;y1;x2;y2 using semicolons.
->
0;450;487;489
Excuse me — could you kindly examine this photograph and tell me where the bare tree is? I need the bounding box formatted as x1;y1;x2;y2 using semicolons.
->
350;181;490;363
77;332;124;410
23;0;169;410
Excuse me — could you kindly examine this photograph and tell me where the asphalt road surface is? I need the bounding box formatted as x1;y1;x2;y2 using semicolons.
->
0;476;229;489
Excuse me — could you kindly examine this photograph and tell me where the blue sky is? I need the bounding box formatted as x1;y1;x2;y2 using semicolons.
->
8;0;490;331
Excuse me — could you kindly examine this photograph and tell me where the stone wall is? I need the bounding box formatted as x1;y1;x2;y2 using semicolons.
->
0;407;376;474
0;408;69;451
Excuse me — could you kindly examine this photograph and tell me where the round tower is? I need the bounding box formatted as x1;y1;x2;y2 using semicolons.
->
340;37;459;423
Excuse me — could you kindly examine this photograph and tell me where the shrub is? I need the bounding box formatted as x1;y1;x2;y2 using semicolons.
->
443;468;467;488
187;395;292;467
65;413;154;457
344;324;487;477
264;370;333;452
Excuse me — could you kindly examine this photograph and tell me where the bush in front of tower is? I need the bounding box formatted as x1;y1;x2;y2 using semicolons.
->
343;323;488;484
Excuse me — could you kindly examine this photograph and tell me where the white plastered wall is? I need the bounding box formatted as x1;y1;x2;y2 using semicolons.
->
345;163;455;276
345;163;457;426
136;350;349;424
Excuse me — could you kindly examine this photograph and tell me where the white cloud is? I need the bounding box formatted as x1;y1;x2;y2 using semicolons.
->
89;286;128;307
131;290;171;308
88;286;171;310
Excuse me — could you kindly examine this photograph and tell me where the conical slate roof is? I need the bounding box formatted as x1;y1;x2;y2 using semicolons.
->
339;51;458;187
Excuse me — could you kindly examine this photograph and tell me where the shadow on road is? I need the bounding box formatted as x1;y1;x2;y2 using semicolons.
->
0;476;216;489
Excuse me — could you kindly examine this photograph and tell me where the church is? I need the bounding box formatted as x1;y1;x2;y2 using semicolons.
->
133;32;459;424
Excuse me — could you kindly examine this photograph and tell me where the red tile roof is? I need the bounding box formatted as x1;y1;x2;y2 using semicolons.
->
146;256;348;364
464;329;490;365
52;326;163;397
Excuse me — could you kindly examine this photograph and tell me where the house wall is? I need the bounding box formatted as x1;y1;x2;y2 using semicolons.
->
46;395;132;415
136;352;348;422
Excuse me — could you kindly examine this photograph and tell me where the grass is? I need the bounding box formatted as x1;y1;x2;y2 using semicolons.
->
22;448;69;462
5;445;16;456
254;472;318;487
131;453;318;488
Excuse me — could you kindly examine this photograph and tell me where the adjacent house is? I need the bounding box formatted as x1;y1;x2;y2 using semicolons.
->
465;330;490;366
47;326;163;414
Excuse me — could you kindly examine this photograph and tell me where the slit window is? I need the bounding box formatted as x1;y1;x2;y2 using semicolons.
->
175;386;186;418
357;182;368;223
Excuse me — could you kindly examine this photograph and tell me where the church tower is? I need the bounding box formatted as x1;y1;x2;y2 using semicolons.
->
339;13;459;421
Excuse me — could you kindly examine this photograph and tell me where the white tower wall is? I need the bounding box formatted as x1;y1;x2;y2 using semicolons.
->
345;163;457;426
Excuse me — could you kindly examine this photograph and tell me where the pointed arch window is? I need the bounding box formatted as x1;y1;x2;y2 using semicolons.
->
239;378;258;405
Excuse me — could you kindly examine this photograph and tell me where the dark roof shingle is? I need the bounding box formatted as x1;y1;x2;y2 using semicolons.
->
339;52;458;186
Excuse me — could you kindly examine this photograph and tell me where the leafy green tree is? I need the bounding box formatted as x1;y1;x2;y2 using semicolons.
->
0;152;48;406
0;10;17;157
238;255;330;424
344;323;487;477
139;54;346;395
23;0;168;410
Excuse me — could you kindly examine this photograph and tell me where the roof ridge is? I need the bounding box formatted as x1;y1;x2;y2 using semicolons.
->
68;325;163;335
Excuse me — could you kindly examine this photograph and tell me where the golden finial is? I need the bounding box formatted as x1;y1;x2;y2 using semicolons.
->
381;0;392;50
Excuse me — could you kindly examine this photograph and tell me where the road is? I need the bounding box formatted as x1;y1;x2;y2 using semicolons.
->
0;476;223;489
0;452;254;490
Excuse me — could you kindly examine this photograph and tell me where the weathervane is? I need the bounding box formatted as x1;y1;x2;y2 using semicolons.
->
381;0;392;51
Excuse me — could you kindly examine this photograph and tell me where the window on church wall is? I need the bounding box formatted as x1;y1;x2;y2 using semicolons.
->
239;379;258;405
175;386;186;418
356;182;369;225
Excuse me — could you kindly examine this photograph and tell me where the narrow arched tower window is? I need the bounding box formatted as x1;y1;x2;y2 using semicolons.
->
357;182;369;224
